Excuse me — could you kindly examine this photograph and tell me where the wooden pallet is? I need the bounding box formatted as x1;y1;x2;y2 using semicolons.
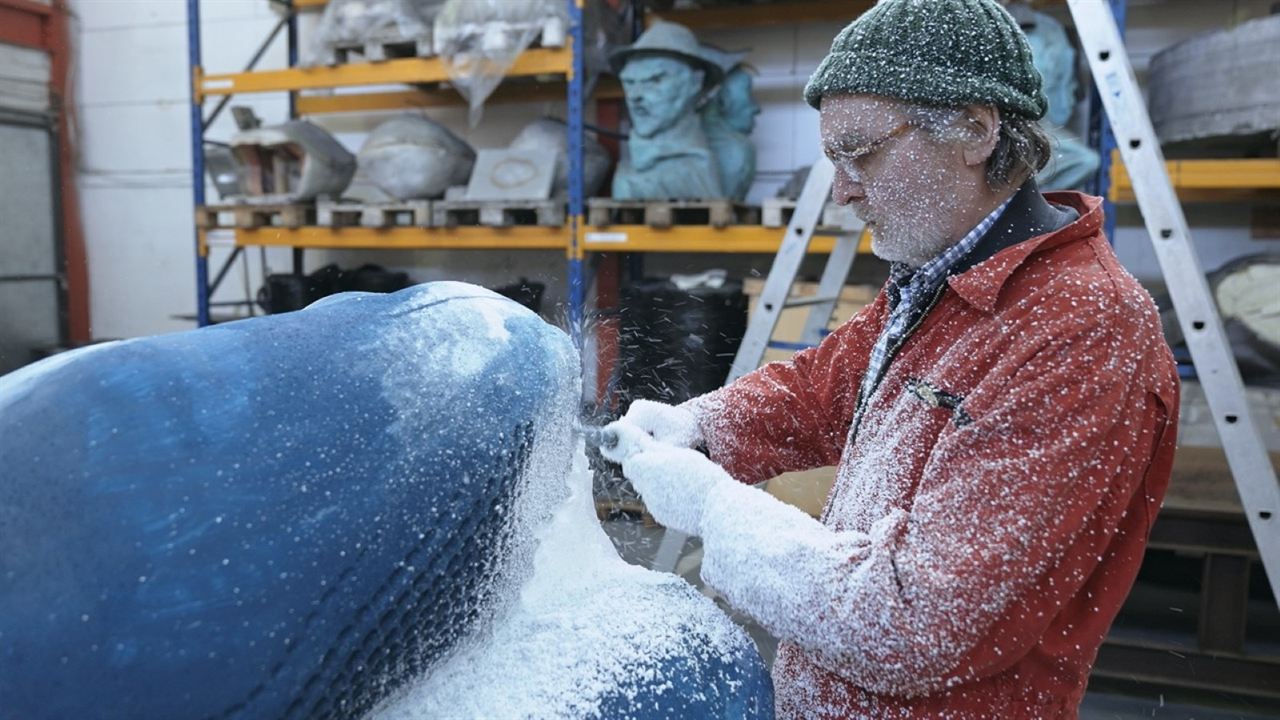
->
316;199;432;228
762;197;862;231
316;33;434;66
195;203;313;229
433;16;567;54
587;199;761;229
431;199;565;228
317;17;568;66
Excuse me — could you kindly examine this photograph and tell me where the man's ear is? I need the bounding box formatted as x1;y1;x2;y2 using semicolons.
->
960;104;1002;167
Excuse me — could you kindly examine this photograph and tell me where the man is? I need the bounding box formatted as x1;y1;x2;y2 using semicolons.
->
600;0;1180;717
611;21;725;200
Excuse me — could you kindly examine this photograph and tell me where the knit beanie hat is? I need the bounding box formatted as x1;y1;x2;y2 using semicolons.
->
803;0;1048;120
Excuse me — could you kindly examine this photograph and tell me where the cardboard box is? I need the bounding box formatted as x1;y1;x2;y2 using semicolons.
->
742;278;878;364
765;466;837;518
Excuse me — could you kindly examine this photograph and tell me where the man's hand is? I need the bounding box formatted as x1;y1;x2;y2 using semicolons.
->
599;421;731;537
619;399;703;449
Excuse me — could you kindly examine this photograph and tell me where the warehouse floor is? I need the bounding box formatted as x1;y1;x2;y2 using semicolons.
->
600;517;1280;720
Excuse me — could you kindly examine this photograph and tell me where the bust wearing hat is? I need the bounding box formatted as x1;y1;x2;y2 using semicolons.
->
600;1;1180;718
611;21;725;200
700;43;761;202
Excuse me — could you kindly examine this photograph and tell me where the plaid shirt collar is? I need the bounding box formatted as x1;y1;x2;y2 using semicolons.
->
887;195;1015;309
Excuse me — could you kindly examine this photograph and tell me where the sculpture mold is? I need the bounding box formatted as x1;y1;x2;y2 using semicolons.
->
1148;14;1280;150
0;282;773;719
230;120;357;203
510;117;612;198
358;115;476;200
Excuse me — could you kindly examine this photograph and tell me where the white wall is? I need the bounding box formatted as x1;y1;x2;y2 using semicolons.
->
73;0;293;338
70;0;1278;339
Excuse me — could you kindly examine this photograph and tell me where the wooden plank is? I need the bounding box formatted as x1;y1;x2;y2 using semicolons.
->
586;199;760;229
1094;638;1280;700
1198;554;1251;654
316;200;432;228
433;200;566;228
197;204;313;229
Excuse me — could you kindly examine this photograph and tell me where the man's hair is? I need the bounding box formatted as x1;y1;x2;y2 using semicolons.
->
903;103;1053;190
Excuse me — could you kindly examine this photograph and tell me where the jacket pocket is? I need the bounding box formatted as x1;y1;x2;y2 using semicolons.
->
905;377;974;428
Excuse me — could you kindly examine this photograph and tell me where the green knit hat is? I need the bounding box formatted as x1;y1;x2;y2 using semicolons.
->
804;0;1048;120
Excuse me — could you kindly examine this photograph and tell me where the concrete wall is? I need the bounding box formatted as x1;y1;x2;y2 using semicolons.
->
70;0;1278;339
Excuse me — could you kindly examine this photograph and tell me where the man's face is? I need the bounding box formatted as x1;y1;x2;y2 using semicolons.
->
620;56;703;138
819;94;967;267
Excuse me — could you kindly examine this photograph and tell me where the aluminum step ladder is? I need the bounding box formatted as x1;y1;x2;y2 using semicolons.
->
1068;0;1280;605
727;157;865;382
650;156;864;572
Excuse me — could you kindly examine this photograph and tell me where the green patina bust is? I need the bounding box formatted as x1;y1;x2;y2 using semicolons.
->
610;22;725;200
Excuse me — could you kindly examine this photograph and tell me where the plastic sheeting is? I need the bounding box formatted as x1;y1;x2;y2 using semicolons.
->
310;0;445;65
434;0;567;125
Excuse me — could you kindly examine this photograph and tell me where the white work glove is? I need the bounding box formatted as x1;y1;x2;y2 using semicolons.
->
599;421;731;537
619;399;703;449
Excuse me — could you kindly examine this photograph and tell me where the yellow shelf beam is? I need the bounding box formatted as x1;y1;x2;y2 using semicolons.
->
235;226;568;251
295;77;622;114
197;48;571;98
583;225;871;254
229;224;872;255
1110;157;1280;203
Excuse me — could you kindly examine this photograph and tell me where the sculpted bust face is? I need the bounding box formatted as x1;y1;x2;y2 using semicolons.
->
619;56;705;138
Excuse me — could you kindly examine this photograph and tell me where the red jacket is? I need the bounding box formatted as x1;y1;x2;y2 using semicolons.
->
687;190;1180;719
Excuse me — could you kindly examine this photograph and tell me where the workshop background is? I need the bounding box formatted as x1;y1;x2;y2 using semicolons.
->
1;0;1278;717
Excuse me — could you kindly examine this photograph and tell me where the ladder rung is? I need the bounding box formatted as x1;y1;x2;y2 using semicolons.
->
783;295;839;308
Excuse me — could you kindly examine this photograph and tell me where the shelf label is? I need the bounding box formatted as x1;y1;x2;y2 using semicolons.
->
585;232;628;244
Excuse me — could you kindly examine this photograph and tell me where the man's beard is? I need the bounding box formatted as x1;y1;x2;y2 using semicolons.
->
861;188;965;268
868;220;953;268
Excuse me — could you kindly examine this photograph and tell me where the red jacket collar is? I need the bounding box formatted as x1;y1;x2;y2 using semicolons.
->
947;192;1104;313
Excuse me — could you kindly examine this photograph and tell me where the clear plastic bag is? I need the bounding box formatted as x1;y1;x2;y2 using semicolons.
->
434;0;568;125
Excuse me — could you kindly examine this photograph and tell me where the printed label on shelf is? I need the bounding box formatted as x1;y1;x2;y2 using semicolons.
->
585;232;628;244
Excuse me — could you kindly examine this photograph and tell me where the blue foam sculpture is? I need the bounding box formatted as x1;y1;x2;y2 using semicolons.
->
0;282;773;719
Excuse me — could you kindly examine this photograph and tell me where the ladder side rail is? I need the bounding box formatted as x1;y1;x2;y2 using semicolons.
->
727;157;836;382
1069;0;1280;604
798;229;863;346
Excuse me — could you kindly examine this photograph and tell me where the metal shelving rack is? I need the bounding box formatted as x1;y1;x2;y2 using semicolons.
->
183;0;861;334
186;0;592;328
186;1;1278;330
